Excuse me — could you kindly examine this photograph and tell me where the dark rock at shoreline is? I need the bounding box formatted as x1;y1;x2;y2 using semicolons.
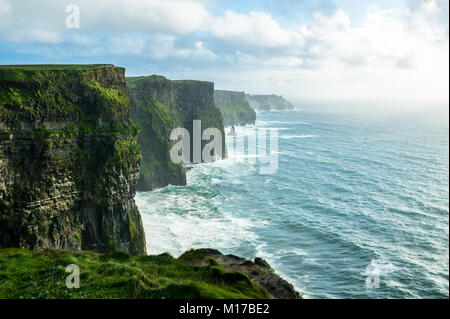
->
179;248;300;299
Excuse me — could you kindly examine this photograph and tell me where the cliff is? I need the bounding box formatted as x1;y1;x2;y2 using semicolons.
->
245;94;295;111
0;64;146;255
127;75;226;191
0;248;300;299
214;90;256;126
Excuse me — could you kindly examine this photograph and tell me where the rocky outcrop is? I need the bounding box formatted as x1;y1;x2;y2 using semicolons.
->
246;94;295;111
0;64;146;255
127;75;226;192
214;90;256;126
179;249;300;299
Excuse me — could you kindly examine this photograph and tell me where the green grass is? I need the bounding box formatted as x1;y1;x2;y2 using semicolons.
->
125;76;147;83
83;80;129;109
126;75;166;88
0;64;130;124
219;104;256;126
0;64;113;71
0;248;270;299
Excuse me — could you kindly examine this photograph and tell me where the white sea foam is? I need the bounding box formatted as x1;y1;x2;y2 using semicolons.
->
137;191;261;257
279;134;317;140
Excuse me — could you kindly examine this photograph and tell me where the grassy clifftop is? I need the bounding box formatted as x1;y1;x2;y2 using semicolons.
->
0;64;130;125
0;248;269;299
245;94;295;111
0;64;112;70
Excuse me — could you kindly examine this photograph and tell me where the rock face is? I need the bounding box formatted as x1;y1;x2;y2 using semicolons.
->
245;94;295;111
179;248;300;299
127;75;226;191
0;64;146;255
214;90;256;126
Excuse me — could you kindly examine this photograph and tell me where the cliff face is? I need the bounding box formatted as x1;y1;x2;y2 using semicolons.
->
245;94;295;111
127;76;186;191
127;75;226;192
0;65;146;255
214;90;256;126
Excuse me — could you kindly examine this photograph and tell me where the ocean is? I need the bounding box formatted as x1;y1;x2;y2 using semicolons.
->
136;108;449;298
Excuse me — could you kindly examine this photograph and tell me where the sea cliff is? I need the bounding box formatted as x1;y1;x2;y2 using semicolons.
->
0;65;299;299
214;90;256;126
0;65;146;255
127;75;226;191
245;94;295;111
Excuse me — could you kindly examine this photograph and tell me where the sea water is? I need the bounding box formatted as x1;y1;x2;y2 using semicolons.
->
136;108;449;298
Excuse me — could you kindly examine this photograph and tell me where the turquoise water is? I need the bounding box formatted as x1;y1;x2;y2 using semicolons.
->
136;109;449;298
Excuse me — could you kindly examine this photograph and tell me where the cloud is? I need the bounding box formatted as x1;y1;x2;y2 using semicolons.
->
0;0;10;29
86;0;210;34
4;29;62;44
210;10;303;48
0;0;210;37
108;35;146;55
0;0;448;104
208;3;449;102
0;0;9;15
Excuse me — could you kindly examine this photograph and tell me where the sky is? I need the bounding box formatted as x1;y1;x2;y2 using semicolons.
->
0;0;448;107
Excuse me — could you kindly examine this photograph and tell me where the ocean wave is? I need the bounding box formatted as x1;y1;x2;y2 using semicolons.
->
279;134;317;139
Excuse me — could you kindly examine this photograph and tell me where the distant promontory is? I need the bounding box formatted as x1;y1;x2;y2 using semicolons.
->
245;94;295;111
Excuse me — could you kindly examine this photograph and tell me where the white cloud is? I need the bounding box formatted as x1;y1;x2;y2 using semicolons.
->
104;34;217;61
206;4;448;104
5;29;62;44
98;0;210;34
0;0;9;15
193;41;217;60
0;0;10;29
0;0;210;36
210;10;303;48
108;35;146;55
